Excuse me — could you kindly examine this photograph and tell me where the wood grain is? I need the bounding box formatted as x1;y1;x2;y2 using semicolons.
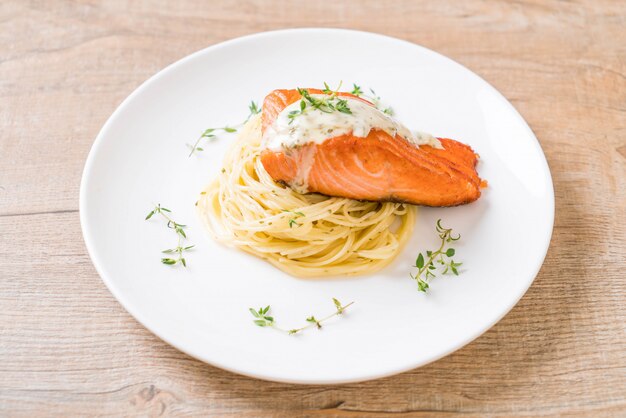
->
1;0;625;416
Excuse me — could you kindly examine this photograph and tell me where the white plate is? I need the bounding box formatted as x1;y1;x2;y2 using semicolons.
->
80;29;554;384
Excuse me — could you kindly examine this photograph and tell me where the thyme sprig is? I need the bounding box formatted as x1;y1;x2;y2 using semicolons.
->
188;100;261;156
145;204;194;266
350;84;394;115
410;219;462;292
288;82;352;124
249;306;274;327
249;298;354;335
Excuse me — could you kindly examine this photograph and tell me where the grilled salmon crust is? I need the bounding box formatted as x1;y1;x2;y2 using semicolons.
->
260;89;484;207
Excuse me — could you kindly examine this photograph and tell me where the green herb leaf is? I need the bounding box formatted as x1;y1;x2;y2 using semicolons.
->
410;219;463;292
335;99;352;114
248;101;260;116
306;316;322;329
351;84;363;96
416;253;424;269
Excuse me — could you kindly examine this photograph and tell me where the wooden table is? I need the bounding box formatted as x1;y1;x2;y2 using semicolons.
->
1;1;625;416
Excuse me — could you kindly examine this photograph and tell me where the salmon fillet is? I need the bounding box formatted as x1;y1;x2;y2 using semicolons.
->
260;89;484;207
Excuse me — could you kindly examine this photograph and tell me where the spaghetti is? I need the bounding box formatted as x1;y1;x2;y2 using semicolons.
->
197;115;415;277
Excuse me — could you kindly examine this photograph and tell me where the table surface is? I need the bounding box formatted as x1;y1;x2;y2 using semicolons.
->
1;1;625;416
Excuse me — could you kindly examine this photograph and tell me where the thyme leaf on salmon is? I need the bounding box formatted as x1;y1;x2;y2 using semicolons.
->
350;83;394;115
145;204;194;266
249;299;354;335
288;84;353;125
350;83;364;96
410;219;462;292
188;100;261;156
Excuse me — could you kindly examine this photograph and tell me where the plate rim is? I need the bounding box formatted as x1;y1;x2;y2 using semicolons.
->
79;27;555;384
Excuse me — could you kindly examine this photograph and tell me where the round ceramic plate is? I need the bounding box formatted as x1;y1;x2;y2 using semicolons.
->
80;29;554;384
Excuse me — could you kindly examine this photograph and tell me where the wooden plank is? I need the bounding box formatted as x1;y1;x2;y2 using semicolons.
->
0;0;624;416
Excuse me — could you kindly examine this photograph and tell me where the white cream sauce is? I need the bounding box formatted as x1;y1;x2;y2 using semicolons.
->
263;95;442;151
